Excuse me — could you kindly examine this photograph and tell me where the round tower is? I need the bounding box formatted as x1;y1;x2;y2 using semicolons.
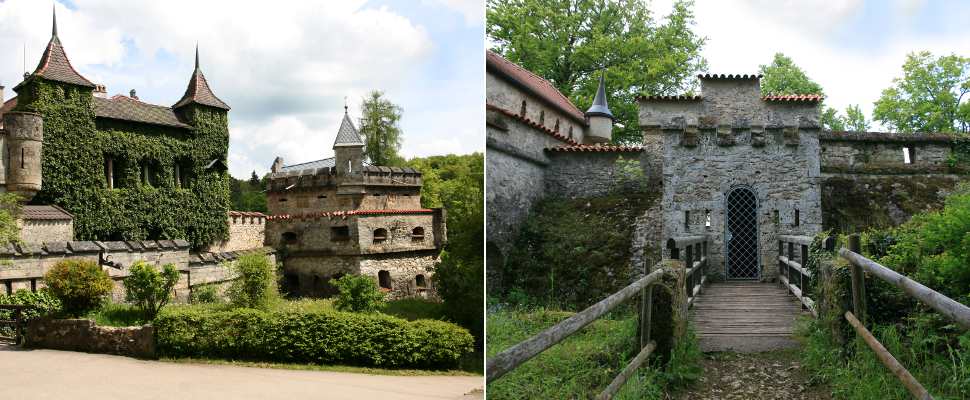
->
3;112;44;201
585;73;615;144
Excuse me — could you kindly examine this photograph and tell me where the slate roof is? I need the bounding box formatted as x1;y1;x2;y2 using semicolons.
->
173;48;230;110
486;50;587;124
94;95;193;129
586;73;614;120
280;157;336;172
21;205;73;221
333;111;364;148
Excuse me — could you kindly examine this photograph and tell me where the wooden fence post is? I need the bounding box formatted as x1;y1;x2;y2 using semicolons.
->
640;260;652;349
849;234;867;322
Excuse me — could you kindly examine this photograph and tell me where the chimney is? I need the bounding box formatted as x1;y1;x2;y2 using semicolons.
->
93;84;107;98
129;89;138;100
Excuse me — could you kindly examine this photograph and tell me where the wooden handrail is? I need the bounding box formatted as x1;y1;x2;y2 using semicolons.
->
845;311;932;400
486;268;667;383
778;234;813;246
840;248;970;330
596;341;657;400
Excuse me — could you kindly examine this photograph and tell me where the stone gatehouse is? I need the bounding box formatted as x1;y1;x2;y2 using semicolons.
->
486;51;969;293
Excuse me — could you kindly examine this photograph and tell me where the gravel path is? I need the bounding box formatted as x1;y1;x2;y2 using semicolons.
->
675;350;831;400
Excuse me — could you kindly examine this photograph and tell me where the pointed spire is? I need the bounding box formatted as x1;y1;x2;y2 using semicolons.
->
585;71;614;120
173;45;230;110
333;106;364;149
52;4;58;38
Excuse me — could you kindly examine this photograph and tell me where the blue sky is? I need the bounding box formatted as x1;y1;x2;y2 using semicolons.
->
0;0;483;178
647;0;970;129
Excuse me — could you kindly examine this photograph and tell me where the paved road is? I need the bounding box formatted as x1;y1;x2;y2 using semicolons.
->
0;346;484;399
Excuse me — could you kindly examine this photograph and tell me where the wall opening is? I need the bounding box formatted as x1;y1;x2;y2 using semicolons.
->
794;209;800;227
520;100;527;117
705;210;711;229
415;274;426;288
539;110;545;125
411;226;425;242
773;209;779;224
330;226;350;241
378;270;392;289
725;187;759;280
684;210;690;231
282;232;298;245
903;147;913;164
104;156;114;189
373;228;388;243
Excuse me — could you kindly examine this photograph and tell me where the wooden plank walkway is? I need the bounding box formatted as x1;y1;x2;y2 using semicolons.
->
691;281;808;352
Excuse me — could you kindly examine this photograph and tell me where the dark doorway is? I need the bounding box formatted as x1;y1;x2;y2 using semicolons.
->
726;187;759;279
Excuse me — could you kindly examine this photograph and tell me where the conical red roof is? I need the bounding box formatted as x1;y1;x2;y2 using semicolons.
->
173;47;230;110
23;9;95;88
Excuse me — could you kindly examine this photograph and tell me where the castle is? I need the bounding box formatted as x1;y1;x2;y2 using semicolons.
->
486;50;968;292
265;108;446;299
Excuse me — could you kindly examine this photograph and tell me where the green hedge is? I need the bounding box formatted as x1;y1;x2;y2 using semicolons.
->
154;307;474;369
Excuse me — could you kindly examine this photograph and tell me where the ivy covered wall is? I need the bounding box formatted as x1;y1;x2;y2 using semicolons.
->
14;79;230;248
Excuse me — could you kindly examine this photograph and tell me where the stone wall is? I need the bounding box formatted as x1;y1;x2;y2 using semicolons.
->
359;251;438;300
207;211;266;252
820;132;956;174
265;212;442;255
280;250;438;300
18;219;73;244
544;150;646;198
25;318;155;358
486;71;587;144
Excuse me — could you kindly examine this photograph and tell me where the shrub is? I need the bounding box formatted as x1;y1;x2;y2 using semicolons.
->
123;261;180;320
331;274;385;313
191;284;221;304
43;259;113;317
0;289;61;321
154;306;474;369
226;251;277;310
434;250;483;338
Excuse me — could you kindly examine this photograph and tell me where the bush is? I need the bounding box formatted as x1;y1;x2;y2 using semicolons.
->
434;250;483;338
331;274;385;313
226;252;277;310
154;306;474;369
0;289;61;321
191;284;221;304
123;261;180;320
43;259;113;317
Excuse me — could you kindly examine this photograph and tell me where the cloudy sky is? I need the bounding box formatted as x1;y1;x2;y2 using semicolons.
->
0;0;484;178
647;0;970;129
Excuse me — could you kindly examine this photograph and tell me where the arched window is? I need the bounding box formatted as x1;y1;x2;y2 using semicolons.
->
373;228;388;243
282;232;298;245
411;227;425;242
415;274;426;288
378;270;392;290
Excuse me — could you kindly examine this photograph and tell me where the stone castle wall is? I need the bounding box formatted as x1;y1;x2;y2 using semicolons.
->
544;150;646;198
206;212;266;252
18;219;73;244
280;250;437;300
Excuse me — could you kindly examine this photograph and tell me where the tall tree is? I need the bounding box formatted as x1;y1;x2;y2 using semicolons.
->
359;91;405;166
873;51;970;134
758;52;848;130
487;0;707;144
248;170;260;187
844;104;870;132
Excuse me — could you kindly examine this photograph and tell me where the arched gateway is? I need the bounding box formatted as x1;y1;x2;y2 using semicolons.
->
725;187;759;279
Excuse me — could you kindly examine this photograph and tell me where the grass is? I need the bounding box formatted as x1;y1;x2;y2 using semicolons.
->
486;305;701;399
798;315;970;400
160;357;480;377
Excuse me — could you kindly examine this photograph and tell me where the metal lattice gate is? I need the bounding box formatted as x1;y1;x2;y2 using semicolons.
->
726;187;760;279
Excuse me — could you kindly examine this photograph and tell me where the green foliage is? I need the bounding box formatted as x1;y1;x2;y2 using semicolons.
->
154;306;474;369
407;153;484;338
487;0;706;144
502;192;659;309
190;284;221;304
123;261;180;320
14;79;230;248
230;172;267;213
89;303;147;327
331;274;386;313
359;91;405;166
0;289;61;321
873;51;970;134
43;259;113;317
226;251;278;310
486;307;700;399
613;155;646;193
0;193;23;244
844;104;871;132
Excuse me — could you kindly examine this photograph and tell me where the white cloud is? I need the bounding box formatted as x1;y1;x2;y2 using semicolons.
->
421;0;483;26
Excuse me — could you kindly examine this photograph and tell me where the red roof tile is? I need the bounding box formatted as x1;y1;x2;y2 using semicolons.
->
486;50;586;124
636;95;702;101
267;209;434;221
487;104;578;145
28;36;95;88
698;73;762;80
762;94;823;102
0;97;17;117
174;49;229;111
545;144;643;153
228;211;267;218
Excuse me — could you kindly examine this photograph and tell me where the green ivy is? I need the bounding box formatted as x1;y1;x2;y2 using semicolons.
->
14;79;229;248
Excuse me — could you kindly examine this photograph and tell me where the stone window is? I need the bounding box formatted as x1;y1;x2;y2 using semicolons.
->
903;147;913;164
282;232;298;245
794;209;800;227
705;210;711;229
378;270;392;290
554;119;560;133
373;228;388;243
539;110;545;125
330;226;350;241
684;210;690;231
568;126;574;139
140;162;150;186
415;274;427;289
520;100;527;117
773;209;780;225
411;227;425;242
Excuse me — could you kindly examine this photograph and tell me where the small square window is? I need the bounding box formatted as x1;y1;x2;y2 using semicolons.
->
330;226;350;241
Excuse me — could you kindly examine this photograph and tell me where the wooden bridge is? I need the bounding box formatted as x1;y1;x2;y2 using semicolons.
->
486;233;970;399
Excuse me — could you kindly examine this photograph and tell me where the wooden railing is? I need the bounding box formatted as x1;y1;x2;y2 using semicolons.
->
0;304;26;345
667;235;709;309
839;234;970;400
777;235;817;317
